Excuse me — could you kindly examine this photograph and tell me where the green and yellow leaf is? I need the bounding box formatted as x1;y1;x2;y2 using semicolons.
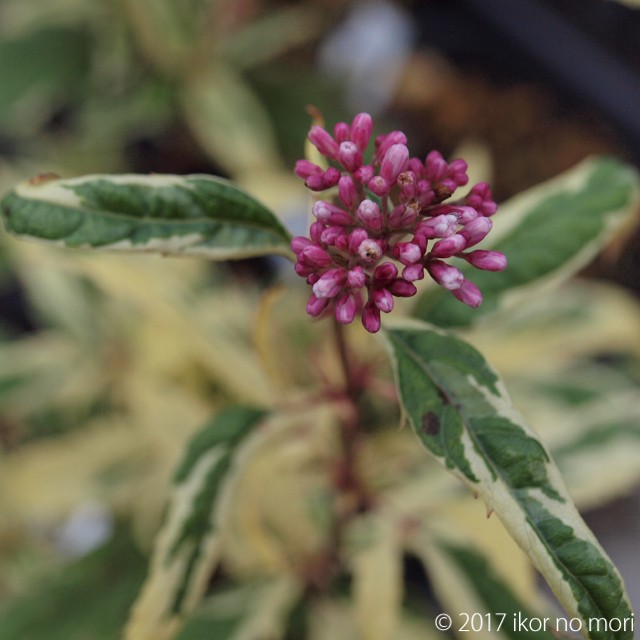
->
1;173;292;260
414;156;640;327
125;406;266;640
383;320;633;639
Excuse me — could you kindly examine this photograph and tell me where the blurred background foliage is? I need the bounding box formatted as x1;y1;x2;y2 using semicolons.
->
1;1;640;638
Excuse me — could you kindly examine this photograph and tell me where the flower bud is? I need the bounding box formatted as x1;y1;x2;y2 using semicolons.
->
367;176;390;197
338;141;362;172
312;268;346;299
374;131;407;164
402;263;425;282
453;206;478;225
308;125;339;159
351;113;373;151
294;159;323;179
466;182;497;217
312;201;352;226
307;294;330;317
388;279;417;297
299;245;332;268
372;262;398;285
354;165;375;184
338;176;358;209
372;288;394;313
362;303;381;333
348;228;369;254
460;217;492;247
333;121;351;143
464;250;507;271
430;234;466;258
426;260;464;290
416;214;458;239
347;266;366;289
320;225;346;246
323;167;341;188
380;144;409;182
291;236;311;255
356;199;383;230
335;292;357;324
393;241;423;265
452;279;482;307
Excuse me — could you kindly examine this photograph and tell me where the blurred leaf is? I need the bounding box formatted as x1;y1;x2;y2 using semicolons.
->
125;406;267;640
307;598;446;640
218;405;339;578
347;514;402;640
515;372;640;511
410;536;554;640
414;156;640;327
180;64;284;178
1;173;292;259
220;5;331;71
176;577;301;640
0;525;146;640
0;26;91;123
384;320;633;638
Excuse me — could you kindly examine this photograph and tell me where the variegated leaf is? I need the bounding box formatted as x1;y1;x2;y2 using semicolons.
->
347;514;403;640
1;173;292;259
175;578;301;640
125;406;267;640
409;533;554;640
383;320;633;640
414;156;640;327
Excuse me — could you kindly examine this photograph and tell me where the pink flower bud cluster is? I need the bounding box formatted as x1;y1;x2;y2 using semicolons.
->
292;112;507;333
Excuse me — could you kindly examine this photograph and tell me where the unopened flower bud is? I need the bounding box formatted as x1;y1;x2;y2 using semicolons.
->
466;182;497;217
394;241;423;265
299;245;332;268
461;217;492;247
464;250;507;271
372;288;394;313
308;125;339;159
402;263;425;282
388;279;417;297
320;225;347;246
416;214;458;239
338;141;362;172
291;236;311;255
362;303;381;333
338;176;358;209
373;262;398;284
380;144;409;182
307;294;330;317
367;176;390;196
452;279;482;307
426;260;464;290
335;292;357;324
313;201;352;226
347;266;366;288
333;121;350;143
374;131;408;164
430;234;466;258
354;165;374;184
351;113;373;151
356;199;383;230
295;160;323;179
313;268;347;299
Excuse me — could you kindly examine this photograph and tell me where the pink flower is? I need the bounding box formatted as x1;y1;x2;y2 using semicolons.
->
292;111;506;331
